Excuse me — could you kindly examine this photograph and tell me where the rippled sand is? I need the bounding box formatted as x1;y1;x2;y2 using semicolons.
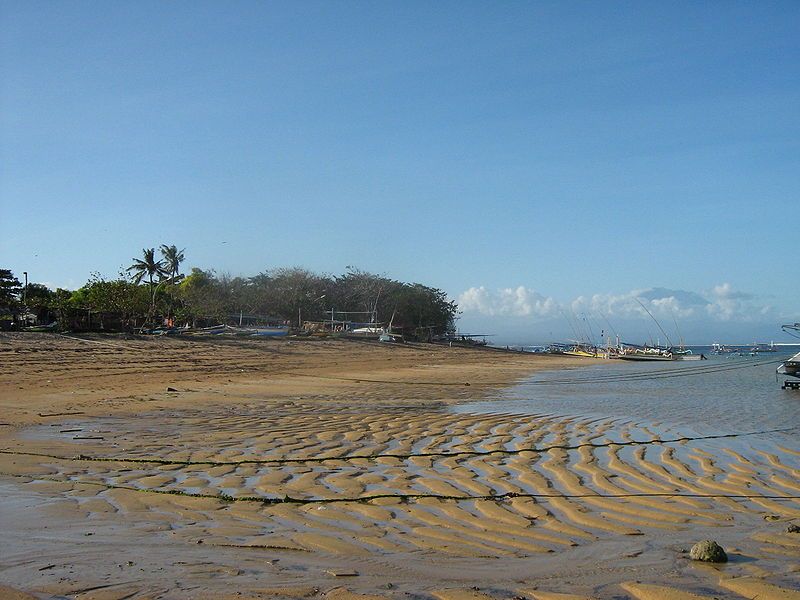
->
0;333;798;599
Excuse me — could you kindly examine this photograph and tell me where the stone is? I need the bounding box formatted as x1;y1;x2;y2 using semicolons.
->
689;540;728;563
787;523;800;533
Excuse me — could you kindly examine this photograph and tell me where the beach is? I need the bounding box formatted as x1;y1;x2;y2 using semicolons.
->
1;333;798;600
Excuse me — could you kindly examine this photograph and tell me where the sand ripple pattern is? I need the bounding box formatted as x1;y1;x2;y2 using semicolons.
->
15;403;800;559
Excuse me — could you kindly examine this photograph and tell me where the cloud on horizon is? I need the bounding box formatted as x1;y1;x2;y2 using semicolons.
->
458;286;560;318
458;283;778;324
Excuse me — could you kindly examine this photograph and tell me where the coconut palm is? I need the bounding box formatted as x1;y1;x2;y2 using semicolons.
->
127;248;168;317
159;244;185;283
127;248;167;286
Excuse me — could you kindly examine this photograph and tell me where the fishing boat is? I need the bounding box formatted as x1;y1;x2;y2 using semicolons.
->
777;351;800;377
247;326;289;337
750;342;777;353
563;343;602;358
621;352;671;361
776;323;800;388
711;343;735;355
618;344;673;361
350;325;383;335
618;351;673;361
671;348;706;361
777;352;800;390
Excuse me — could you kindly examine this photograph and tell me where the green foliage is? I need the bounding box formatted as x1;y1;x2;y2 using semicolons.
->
127;248;168;286
249;268;328;324
176;268;229;324
168;265;457;336
0;269;22;311
49;288;74;327
160;244;185;281
24;283;54;309
6;248;458;336
326;268;458;337
73;274;150;325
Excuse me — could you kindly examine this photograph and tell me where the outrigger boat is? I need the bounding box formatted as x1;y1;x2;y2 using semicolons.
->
618;347;673;361
777;352;800;378
777;323;800;389
671;347;706;361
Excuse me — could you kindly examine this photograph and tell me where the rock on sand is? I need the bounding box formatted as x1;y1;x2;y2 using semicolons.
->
689;540;727;563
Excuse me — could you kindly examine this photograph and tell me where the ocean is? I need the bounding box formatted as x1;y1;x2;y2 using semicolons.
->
453;348;800;464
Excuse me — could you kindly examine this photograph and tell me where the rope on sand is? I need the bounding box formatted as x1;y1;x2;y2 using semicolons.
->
283;356;785;386
2;470;800;506
2;426;797;467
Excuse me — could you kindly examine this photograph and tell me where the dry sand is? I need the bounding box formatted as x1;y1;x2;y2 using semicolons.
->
0;332;798;599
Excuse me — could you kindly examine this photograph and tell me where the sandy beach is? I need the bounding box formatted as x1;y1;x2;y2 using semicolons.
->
1;333;798;600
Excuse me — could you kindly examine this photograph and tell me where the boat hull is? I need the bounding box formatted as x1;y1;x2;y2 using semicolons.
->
249;327;289;337
618;354;673;361
778;352;800;378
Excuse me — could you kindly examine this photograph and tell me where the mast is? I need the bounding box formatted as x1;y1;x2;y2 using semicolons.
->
635;298;674;348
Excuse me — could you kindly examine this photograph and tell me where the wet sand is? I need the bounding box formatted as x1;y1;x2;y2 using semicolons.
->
0;332;798;599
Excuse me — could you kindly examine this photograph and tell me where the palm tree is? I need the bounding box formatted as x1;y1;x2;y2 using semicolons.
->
159;244;185;283
159;244;185;323
127;248;168;318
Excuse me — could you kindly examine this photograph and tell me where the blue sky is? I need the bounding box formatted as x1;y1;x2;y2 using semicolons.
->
1;2;798;342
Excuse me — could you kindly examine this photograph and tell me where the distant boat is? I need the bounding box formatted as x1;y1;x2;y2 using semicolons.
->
711;343;735;355
671;348;706;361
750;342;777;353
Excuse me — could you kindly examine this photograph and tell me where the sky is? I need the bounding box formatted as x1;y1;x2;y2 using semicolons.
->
1;2;798;343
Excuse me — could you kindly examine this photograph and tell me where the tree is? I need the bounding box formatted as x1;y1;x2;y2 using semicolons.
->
159;244;185;282
126;248;168;317
329;268;385;322
250;268;329;325
127;248;167;286
49;288;75;329
326;268;457;339
0;269;22;313
175;268;227;325
159;245;186;319
24;283;53;309
72;275;150;329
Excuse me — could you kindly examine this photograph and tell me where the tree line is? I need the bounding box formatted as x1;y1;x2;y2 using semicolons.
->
1;247;459;340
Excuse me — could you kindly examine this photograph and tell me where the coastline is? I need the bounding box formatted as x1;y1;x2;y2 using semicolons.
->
0;333;798;600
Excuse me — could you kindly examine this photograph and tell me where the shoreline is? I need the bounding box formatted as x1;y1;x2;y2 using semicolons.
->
1;333;798;600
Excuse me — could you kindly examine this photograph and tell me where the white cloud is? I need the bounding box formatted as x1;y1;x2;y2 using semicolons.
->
705;282;772;321
459;283;775;323
570;287;706;320
458;286;559;318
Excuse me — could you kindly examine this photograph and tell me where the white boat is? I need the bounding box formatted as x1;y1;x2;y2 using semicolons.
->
777;351;800;378
672;353;705;361
671;346;707;361
248;326;289;337
618;349;673;361
350;326;383;335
